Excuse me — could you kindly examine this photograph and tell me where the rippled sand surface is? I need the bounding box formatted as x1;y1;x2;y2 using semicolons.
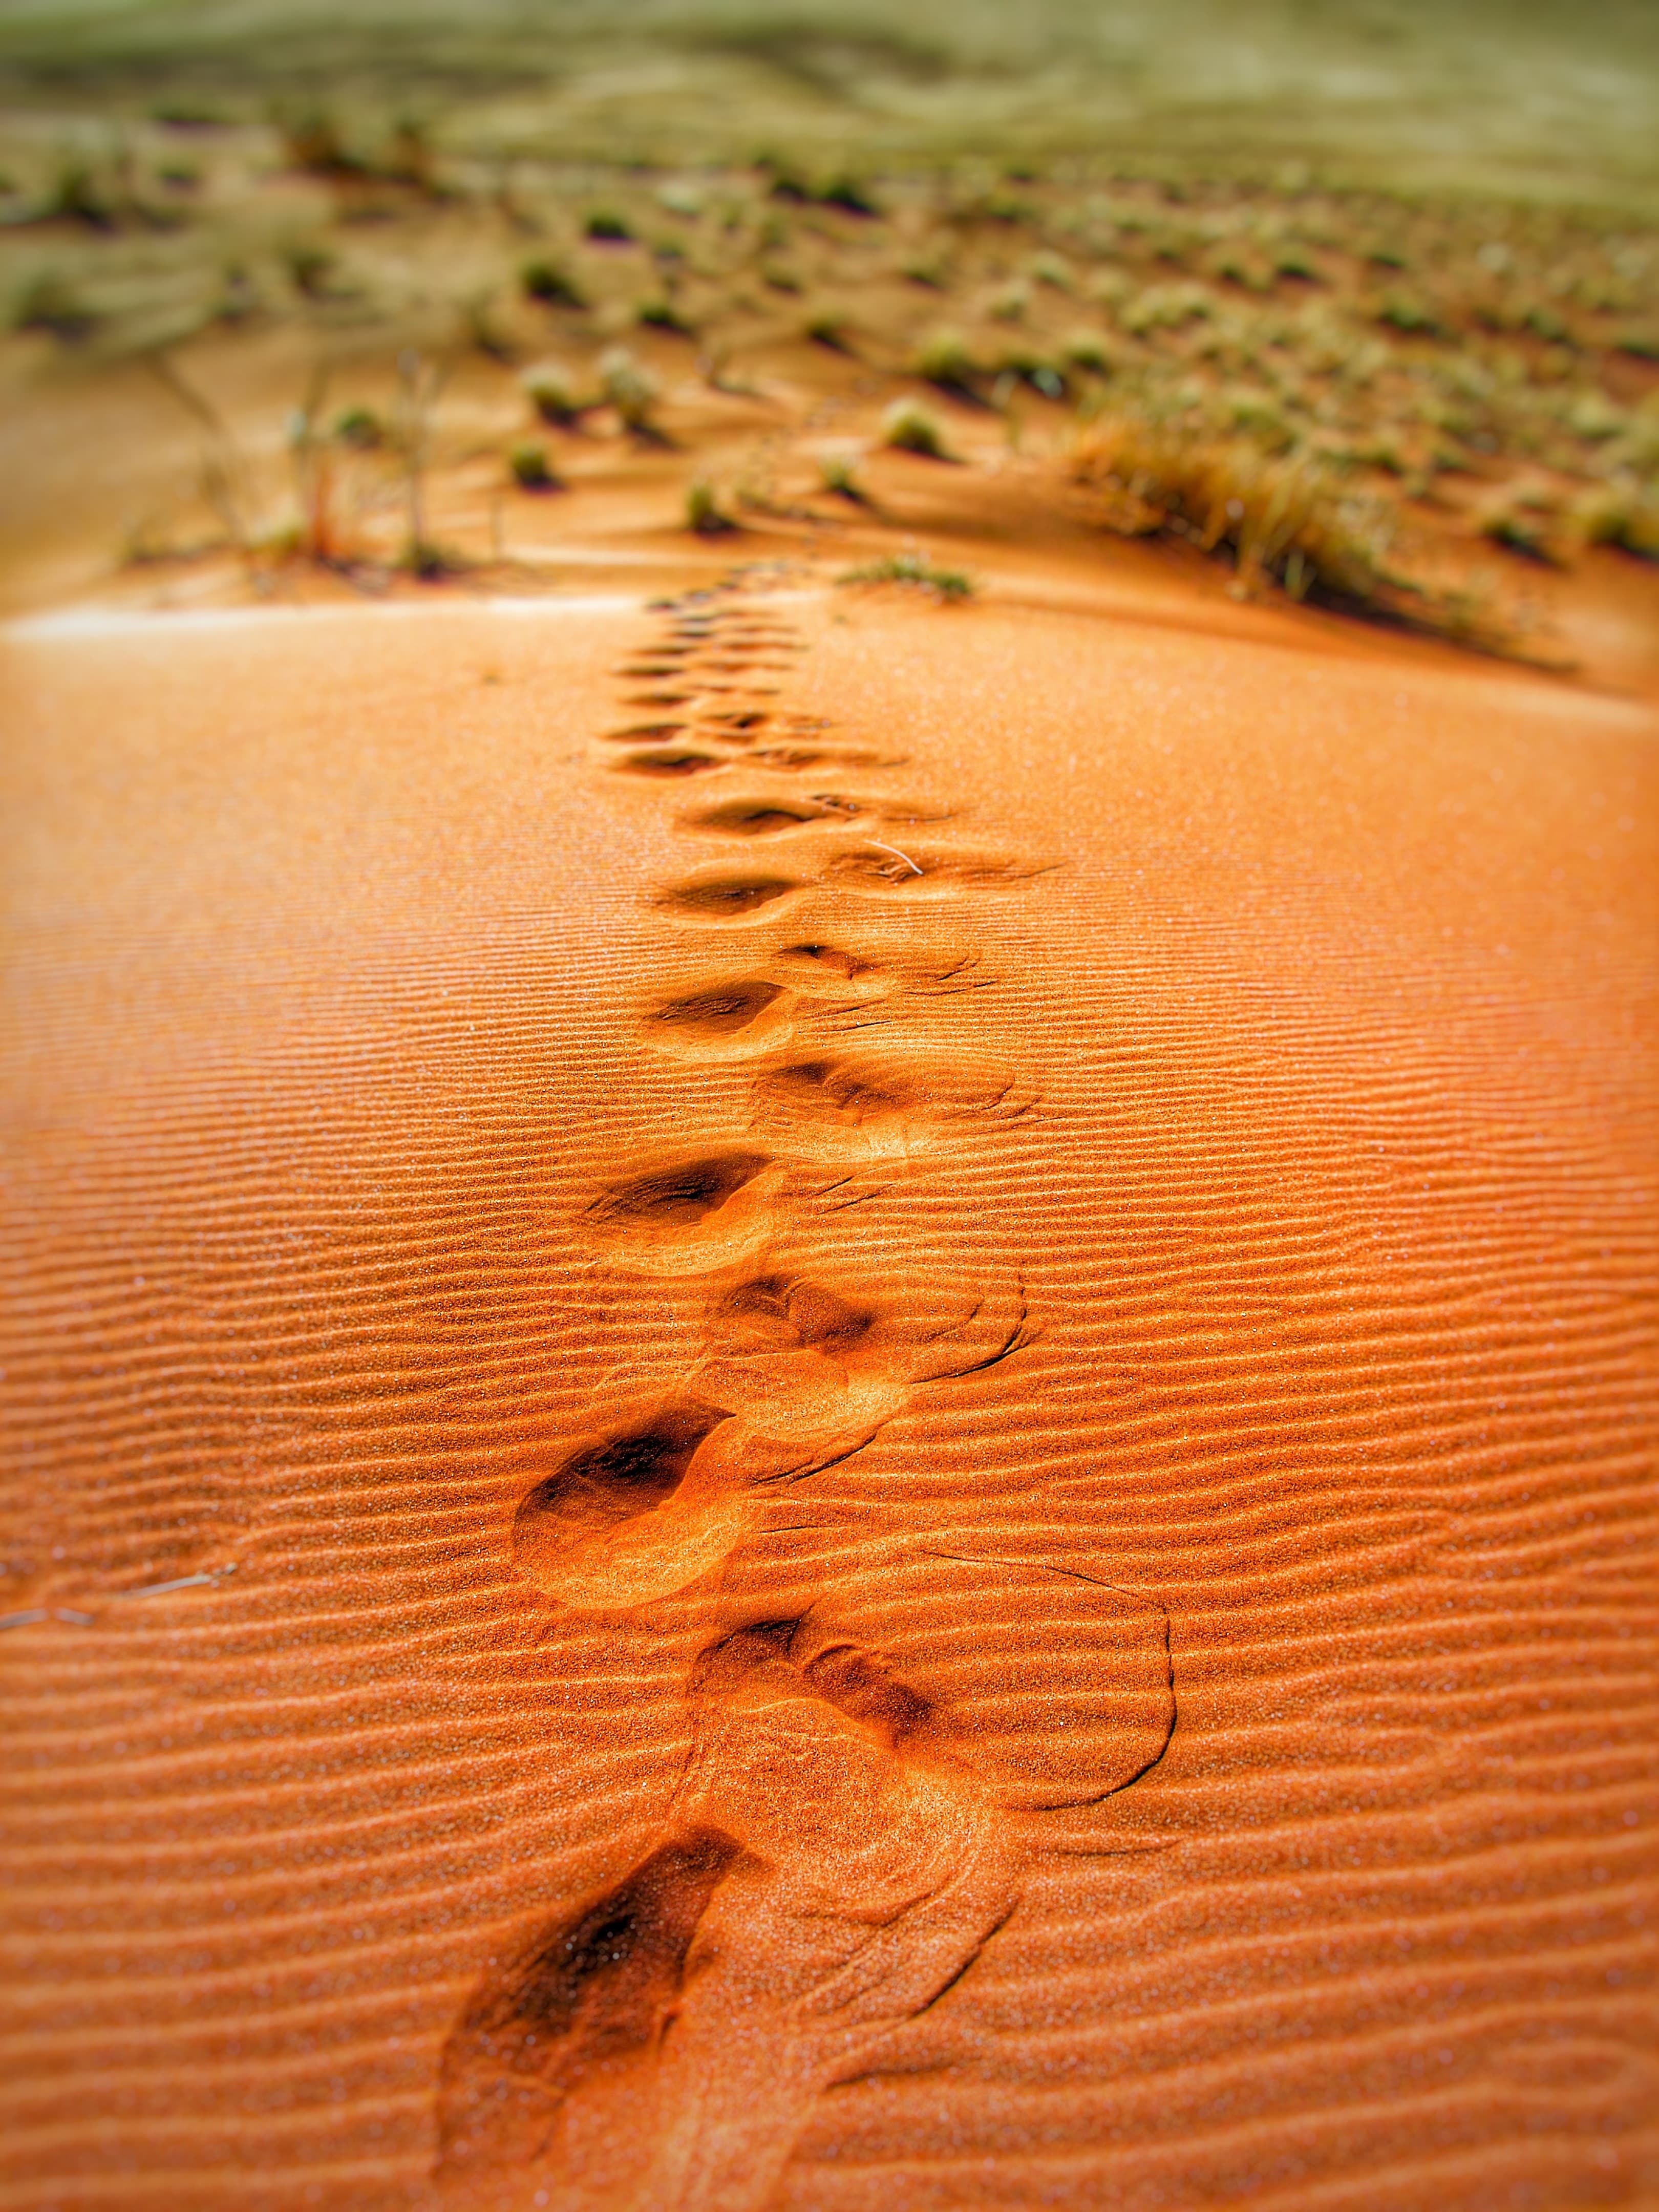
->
3;576;1656;2209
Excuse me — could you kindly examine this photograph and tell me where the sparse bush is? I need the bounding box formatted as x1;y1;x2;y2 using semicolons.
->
521;258;585;309
1476;484;1569;564
686;479;736;534
332;405;384;449
11;268;93;341
639;296;692;332
522;361;583;426
585;209;633;243
1575;477;1659;559
914;326;979;392
881;398;954;459
804;310;852;350
818;172;879;216
280;111;362;180
1071;410;1517;651
840;550;974;601
817;446;867;501
285;244;335;299
510;442;560;491
1060;329;1116;375
599;346;662;435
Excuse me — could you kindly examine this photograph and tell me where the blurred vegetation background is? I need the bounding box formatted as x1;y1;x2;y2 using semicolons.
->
0;0;1655;205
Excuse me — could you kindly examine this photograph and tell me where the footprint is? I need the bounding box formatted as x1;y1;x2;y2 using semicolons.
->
641;979;795;1060
652;873;802;923
690;1273;903;1439
748;745;906;771
707;1541;1176;1815
682;793;937;839
679;798;842;838
586;1150;783;1273
436;1829;748;2195
823;845;1052;896
614;750;729;779
603;720;688;743
512;1402;763;1610
512;1402;880;1613
692;1263;1035;1438
699;710;771;737
767;942;886;993
748;1049;1033;1159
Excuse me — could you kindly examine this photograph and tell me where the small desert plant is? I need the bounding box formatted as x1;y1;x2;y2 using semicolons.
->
521;258;584;309
285;244;335;299
686;478;737;535
803;309;852;350
522;360;583;426
279;110;363;180
585;209;633;242
817;172;879;216
817;446;868;501
1060;329;1116;375
393;347;453;575
332;404;384;449
462;289;516;364
11;268;94;341
881;398;953;459
380;118;440;195
637;295;693;332
839;550;974;601
1476;484;1569;565
1071;410;1517;651
1574;476;1659;560
509;441;560;491
41;151;119;227
914;326;979;393
599;346;662;436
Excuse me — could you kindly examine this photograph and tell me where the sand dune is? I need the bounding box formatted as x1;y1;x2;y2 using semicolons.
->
2;564;1656;2210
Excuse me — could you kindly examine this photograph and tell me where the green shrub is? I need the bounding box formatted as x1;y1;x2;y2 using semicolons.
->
521;259;584;308
839;550;974;600
686;479;736;534
600;346;662;434
522;361;582;425
510;442;560;490
881;398;953;458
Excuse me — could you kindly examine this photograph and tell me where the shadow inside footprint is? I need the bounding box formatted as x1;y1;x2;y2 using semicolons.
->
649;980;785;1036
643;980;794;1060
615;750;728;778
654;874;799;920
586;1152;779;1273
513;1402;730;1589
436;1830;746;2188
750;1051;1031;1158
684;799;835;837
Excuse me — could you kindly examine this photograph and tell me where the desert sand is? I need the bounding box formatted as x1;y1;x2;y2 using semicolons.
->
3;534;1657;2210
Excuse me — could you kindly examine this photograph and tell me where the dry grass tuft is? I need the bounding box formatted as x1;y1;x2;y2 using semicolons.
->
1071;410;1518;652
840;549;974;600
686;478;737;534
881;398;954;459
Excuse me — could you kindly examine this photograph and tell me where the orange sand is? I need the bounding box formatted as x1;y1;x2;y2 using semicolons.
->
3;568;1657;2210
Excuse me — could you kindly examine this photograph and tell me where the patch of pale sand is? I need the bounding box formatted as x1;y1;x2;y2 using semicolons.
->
2;578;1656;2211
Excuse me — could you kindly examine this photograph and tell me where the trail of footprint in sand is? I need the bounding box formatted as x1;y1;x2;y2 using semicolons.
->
438;1533;1173;2211
438;576;1157;2212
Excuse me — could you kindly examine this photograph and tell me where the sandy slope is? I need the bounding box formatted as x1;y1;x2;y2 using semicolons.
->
2;567;1657;2211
